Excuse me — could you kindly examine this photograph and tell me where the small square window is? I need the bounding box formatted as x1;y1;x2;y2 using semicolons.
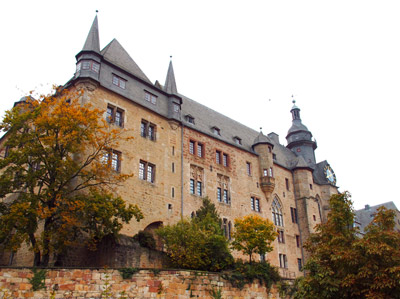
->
103;149;121;172
144;91;157;104
139;160;155;183
212;127;221;136
313;215;316;221
186;115;195;124
106;105;124;127
112;74;127;89
234;137;242;145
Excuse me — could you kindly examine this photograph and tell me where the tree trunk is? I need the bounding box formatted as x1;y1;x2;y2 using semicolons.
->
29;233;41;266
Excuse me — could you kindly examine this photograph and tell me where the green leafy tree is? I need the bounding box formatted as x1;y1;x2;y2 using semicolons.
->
157;197;233;271
297;192;400;299
231;214;277;263
0;88;143;266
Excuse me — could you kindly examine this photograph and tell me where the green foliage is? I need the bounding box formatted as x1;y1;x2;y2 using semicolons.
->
210;287;223;299
118;267;139;279
0;88;143;266
231;214;277;263
298;192;400;298
29;268;47;291
222;260;280;290
157;197;233;271
133;230;156;250
151;268;161;276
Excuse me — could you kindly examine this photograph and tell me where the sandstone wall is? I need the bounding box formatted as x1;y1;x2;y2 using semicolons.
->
0;268;283;299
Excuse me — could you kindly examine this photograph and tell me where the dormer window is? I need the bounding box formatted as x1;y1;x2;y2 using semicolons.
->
186;115;195;124
234;137;242;145
112;74;126;89
212;127;221;136
145;91;157;104
76;60;100;73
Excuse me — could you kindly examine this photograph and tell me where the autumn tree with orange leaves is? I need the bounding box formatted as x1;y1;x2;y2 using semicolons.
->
231;214;277;263
294;192;400;299
0;88;143;266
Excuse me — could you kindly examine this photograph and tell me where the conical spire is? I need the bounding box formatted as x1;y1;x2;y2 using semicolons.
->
82;15;100;53
164;59;178;94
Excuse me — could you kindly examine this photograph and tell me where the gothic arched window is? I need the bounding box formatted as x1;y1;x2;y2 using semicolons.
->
272;197;284;227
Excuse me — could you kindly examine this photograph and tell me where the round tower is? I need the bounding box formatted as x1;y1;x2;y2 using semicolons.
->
286;101;317;166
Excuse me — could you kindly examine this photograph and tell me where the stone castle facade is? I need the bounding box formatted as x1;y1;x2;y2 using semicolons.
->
1;16;339;278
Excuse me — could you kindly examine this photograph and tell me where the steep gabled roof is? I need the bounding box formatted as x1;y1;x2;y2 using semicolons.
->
82;16;100;53
101;39;151;84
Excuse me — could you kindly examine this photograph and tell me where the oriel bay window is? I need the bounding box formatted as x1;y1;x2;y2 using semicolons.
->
139;160;155;183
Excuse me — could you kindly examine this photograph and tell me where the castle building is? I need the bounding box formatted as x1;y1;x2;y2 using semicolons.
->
2;16;340;277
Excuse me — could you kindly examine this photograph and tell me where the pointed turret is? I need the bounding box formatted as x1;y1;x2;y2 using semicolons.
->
75;15;102;83
286;100;317;165
82;15;100;53
164;59;178;95
163;58;181;122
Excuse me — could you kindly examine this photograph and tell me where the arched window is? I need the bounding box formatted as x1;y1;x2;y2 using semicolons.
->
272;197;284;227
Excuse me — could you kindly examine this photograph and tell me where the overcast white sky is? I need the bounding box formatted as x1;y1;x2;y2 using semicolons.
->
1;0;399;210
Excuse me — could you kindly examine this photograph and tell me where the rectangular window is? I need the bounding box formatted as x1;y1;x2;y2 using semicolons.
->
217;187;222;202
141;120;156;141
106;104;124;127
190;179;195;194
296;235;300;248
263;169;268;177
297;258;302;271
189;140;195;154
197;143;203;158
251;197;255;210
216;150;221;164
285;178;290;190
172;162;175;173
78;60;100;73
144;91;157;104
103;149;121;172
255;198;260;212
273;153;277;160
291;207;298;224
223;189;228;204
279;254;288;268
173;103;180;112
223;153;228;167
246;162;251;176
112;74;126;89
278;230;285;243
196;181;202;196
139;160;155;183
189;140;204;158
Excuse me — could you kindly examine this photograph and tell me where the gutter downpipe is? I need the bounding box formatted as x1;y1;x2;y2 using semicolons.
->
181;122;184;219
292;170;307;277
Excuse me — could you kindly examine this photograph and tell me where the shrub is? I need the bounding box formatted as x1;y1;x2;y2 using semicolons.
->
133;230;156;250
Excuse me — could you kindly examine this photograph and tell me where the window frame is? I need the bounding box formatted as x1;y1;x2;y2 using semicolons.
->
279;254;288;269
189;139;204;158
246;162;251;176
77;60;100;73
272;197;284;227
141;120;156;141
112;74;127;89
103;149;121;172
106;104;124;127
278;230;285;243
290;207;298;224
139;160;155;183
144;90;157;105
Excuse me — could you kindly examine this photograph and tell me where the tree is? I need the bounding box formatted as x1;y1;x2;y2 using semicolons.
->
231;214;277;263
0;88;143;266
157;197;233;271
296;192;400;299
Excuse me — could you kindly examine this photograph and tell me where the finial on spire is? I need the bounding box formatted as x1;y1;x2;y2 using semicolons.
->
170;55;172;60
291;94;296;104
260;127;262;132
96;10;98;14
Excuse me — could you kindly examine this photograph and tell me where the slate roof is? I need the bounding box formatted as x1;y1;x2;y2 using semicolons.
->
72;15;335;177
82;16;100;53
101;39;152;84
355;202;399;233
164;61;177;94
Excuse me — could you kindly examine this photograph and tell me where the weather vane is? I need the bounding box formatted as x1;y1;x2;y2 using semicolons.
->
291;94;295;104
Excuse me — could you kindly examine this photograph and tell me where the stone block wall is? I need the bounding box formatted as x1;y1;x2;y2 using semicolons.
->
0;268;282;298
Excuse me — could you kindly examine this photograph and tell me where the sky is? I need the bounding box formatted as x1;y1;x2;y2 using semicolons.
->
0;0;399;210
